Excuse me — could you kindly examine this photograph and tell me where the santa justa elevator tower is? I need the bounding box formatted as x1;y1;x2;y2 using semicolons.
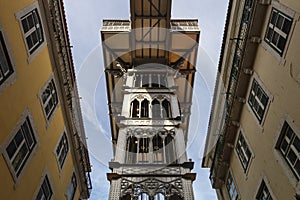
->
101;0;200;199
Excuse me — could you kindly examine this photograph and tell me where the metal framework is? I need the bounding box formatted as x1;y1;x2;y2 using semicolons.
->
101;0;200;199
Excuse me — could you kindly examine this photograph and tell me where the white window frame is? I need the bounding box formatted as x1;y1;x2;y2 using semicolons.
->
235;130;253;172
276;120;300;180
264;8;293;56
34;170;54;200
225;171;239;200
0;23;17;94
261;1;298;63
54;130;69;171
65;172;77;200
15;1;46;63
1;109;38;183
39;75;59;124
256;179;274;200
246;73;272;126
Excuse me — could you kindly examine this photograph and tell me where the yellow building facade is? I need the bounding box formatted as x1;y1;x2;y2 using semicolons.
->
0;0;91;199
203;0;300;199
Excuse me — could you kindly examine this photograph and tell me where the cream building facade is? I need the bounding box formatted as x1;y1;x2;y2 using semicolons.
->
203;0;300;199
0;0;91;199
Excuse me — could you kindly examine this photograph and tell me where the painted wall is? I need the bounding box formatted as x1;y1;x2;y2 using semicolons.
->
0;0;81;199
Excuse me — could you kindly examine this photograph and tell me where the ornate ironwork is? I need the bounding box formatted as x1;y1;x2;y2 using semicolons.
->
120;177;183;198
209;0;254;186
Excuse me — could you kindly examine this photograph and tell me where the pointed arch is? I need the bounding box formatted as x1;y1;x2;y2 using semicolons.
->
165;133;176;164
162;99;171;118
138;138;149;163
138;193;150;200
125;136;138;163
152;99;161;118
153;134;163;163
141;99;149;118
131;99;140;118
154;193;165;200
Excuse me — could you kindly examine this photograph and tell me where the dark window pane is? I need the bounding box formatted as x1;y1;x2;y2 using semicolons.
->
276;15;284;29
270;11;277;25
31;31;39;45
131;99;139;118
152;99;160;118
280;139;288;154
12;143;28;172
271;32;279;45
6;142;17;159
282;19;292;34
15;130;24;146
294;137;300;152
248;93;254;106
266;28;273;41
36;189;43;200
162;99;171;118
21;19;29;33
261;94;269;106
287;150;297;165
286;128;293;139
27;14;35;30
22;121;34;148
26;36;34;50
277;36;286;52
141;99;149;118
42;180;51;198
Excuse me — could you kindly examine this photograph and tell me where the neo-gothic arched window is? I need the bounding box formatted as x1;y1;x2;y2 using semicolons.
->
154;193;165;200
130;99;149;118
138;138;149;163
153;135;163;163
152;99;161;118
131;99;139;118
165;133;176;164
125;136;138;163
141;99;149;118
152;99;171;119
138;193;150;200
162;99;171;118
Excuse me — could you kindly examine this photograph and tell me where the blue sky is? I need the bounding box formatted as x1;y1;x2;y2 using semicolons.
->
64;0;229;199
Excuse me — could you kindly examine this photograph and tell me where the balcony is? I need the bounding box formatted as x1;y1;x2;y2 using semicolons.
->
101;20;131;32
208;0;270;189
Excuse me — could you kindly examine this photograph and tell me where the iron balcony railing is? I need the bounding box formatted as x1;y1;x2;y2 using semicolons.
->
48;0;93;197
209;0;254;186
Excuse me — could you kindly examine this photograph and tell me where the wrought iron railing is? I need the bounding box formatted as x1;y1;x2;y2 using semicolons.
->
209;0;254;185
49;0;92;197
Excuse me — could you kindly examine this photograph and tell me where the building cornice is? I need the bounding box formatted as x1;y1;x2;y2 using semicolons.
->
40;0;92;197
